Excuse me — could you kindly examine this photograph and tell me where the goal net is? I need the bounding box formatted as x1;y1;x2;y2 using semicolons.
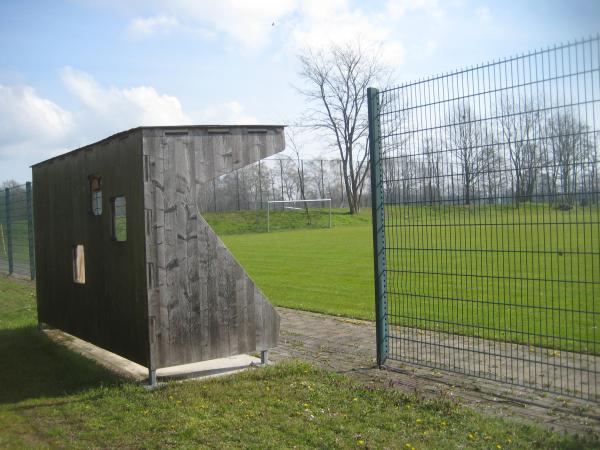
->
267;199;332;232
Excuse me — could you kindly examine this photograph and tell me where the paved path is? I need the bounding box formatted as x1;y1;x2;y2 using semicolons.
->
270;307;600;437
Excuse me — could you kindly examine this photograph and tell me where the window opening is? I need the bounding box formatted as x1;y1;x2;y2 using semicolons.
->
73;244;85;284
90;175;102;215
112;196;127;241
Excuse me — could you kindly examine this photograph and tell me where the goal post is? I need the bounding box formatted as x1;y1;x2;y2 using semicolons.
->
267;198;332;232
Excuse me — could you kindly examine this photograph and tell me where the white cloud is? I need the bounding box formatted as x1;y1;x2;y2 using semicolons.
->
0;84;73;156
475;6;491;22
119;0;297;49
61;66;191;129
89;1;413;63
185;0;297;48
0;70;260;181
424;39;439;55
193;101;258;125
127;14;216;40
386;0;444;20
292;0;406;66
379;41;407;67
128;15;179;38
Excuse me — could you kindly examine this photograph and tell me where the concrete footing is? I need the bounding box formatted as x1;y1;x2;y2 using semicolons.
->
42;328;261;385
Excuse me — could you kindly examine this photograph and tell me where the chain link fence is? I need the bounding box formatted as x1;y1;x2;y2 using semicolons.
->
0;183;35;279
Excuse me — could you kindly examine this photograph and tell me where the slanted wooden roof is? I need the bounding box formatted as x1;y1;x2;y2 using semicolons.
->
31;125;286;168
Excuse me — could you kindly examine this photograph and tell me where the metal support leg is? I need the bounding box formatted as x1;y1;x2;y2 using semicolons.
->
261;350;269;365
148;369;157;387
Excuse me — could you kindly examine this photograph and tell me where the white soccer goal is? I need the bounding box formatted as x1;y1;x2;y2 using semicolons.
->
266;198;332;232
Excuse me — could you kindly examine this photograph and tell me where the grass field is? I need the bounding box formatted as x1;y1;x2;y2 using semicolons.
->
0;219;31;265
207;204;600;354
203;207;372;234
0;275;594;449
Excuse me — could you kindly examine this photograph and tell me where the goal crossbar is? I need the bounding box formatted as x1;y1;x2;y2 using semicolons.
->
266;198;332;232
267;199;331;204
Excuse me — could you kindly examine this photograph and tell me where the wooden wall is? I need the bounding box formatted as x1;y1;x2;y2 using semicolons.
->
32;130;150;366
33;125;284;371
143;126;284;369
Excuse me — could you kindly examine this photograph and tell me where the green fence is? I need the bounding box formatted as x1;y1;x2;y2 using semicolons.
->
368;36;600;401
0;183;35;279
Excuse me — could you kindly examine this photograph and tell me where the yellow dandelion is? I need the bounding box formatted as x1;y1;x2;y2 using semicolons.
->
358;440;365;445
496;445;502;449
468;433;475;440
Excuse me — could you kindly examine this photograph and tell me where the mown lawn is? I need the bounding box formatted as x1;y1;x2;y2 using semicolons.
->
210;204;600;353
0;275;595;449
203;207;372;234
0;219;31;265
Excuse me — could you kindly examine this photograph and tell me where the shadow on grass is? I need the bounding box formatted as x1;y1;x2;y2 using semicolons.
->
0;326;122;404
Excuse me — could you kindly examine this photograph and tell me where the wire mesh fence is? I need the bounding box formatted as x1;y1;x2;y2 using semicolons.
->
0;157;369;278
369;36;600;400
0;183;35;279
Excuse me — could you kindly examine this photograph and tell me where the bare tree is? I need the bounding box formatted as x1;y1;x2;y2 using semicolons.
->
448;103;494;205
421;137;443;205
499;96;542;203
286;129;311;222
298;43;388;214
281;160;300;201
1;180;20;189
545;111;591;206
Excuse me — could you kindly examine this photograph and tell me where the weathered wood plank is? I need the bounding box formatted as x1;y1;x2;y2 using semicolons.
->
143;126;284;368
34;125;283;371
33;129;149;366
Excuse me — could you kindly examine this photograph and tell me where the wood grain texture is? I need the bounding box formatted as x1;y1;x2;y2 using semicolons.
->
33;129;150;366
33;125;283;371
143;126;284;369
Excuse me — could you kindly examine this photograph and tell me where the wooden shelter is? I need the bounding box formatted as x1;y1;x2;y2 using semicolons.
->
32;125;285;384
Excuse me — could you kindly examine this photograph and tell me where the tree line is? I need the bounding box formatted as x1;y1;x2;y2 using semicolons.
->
195;157;371;214
381;97;598;208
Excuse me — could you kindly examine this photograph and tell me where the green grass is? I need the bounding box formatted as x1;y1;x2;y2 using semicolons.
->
211;204;600;353
203;207;372;235
114;215;127;241
0;219;31;265
0;275;595;449
220;226;374;317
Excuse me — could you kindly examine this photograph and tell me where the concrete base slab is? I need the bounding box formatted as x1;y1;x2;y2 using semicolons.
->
43;327;261;384
156;354;261;382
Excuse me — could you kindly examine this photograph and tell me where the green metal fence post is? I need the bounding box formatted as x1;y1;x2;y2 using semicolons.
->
26;182;35;280
367;87;388;367
4;188;14;275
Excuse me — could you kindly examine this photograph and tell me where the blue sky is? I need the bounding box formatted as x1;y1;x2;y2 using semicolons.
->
0;0;598;183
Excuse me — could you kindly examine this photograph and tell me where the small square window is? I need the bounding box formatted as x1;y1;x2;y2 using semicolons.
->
73;244;85;284
90;175;102;215
112;196;127;242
